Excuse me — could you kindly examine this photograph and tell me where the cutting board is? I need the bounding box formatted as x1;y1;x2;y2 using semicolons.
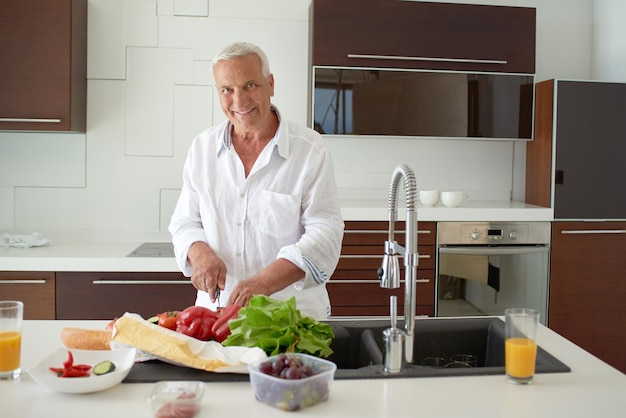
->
123;360;250;383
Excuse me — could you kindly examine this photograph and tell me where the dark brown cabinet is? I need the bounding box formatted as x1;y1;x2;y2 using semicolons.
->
549;222;626;374
56;272;197;319
526;79;626;219
328;221;436;317
0;271;56;319
312;0;536;74
0;0;87;132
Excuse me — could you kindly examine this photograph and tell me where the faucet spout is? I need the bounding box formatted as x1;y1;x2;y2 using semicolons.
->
379;164;418;366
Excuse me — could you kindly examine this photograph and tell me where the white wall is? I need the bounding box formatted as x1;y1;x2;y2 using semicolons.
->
592;0;626;82
0;0;602;240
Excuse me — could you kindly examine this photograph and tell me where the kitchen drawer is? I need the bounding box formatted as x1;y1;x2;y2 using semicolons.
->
342;221;436;245
328;270;435;317
337;246;435;271
56;272;197;320
0;271;55;319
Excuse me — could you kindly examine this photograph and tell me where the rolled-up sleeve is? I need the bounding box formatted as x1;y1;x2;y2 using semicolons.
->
277;145;344;290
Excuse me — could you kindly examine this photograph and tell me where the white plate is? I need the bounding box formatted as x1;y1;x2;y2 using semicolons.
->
28;347;136;394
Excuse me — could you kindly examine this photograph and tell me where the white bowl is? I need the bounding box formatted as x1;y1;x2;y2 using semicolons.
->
28;347;136;394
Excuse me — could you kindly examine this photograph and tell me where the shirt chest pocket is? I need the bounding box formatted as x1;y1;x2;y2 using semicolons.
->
260;191;301;239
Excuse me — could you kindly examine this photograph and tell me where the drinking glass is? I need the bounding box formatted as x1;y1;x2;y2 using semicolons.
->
0;301;24;380
505;308;539;384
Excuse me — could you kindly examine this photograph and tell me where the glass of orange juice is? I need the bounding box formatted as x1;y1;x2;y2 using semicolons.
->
505;308;539;384
0;301;23;380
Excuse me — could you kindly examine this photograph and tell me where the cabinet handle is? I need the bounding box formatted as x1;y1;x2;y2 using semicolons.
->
340;254;431;259
346;229;432;235
0;280;47;284
92;280;192;285
347;54;507;65
330;279;430;284
561;230;626;235
0;118;62;123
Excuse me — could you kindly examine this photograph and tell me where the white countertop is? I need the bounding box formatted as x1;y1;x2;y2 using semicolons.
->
340;199;553;222
2;319;624;418
0;241;180;272
0;200;552;272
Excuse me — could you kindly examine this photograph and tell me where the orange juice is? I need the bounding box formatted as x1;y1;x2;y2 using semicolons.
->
0;331;22;372
505;337;537;379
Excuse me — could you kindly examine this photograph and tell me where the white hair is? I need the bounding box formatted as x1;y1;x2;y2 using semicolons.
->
212;42;271;78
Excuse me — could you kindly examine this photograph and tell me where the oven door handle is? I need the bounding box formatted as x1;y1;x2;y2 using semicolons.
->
439;246;549;256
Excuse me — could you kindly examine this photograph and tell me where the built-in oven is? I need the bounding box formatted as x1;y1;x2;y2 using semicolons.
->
436;222;550;325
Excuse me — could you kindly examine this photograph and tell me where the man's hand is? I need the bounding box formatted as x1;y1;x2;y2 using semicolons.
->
187;242;227;303
227;258;305;307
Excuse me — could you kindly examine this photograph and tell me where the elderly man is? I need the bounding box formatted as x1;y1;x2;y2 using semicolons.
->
169;42;344;318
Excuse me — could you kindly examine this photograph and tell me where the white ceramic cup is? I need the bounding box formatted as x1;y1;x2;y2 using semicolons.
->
441;191;468;208
419;190;440;207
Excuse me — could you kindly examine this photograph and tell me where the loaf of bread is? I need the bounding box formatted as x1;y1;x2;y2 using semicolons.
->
61;327;112;350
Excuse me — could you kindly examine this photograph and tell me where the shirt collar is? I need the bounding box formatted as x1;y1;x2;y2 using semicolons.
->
216;105;287;158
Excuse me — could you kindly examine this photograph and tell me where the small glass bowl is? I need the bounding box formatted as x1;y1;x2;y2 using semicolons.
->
147;380;205;418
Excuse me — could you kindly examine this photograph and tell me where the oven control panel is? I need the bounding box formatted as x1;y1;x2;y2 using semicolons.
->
462;224;528;244
438;222;551;245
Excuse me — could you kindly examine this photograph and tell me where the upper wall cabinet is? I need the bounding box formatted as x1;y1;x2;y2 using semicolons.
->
311;0;536;139
0;0;87;132
526;79;626;219
312;0;536;74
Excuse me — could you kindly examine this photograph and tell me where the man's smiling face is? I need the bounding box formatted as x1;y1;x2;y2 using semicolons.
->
213;54;275;135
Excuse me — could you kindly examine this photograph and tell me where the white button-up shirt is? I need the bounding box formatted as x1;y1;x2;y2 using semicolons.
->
169;107;344;318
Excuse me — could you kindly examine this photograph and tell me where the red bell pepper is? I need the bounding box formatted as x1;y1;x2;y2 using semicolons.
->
175;306;217;341
211;304;241;343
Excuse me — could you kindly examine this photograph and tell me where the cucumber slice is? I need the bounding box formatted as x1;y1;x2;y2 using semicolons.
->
93;360;116;375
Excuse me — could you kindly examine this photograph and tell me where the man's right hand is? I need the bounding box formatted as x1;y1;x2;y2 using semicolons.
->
187;241;227;303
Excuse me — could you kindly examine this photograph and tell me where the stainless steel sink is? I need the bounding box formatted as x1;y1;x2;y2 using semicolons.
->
124;317;569;383
327;317;570;379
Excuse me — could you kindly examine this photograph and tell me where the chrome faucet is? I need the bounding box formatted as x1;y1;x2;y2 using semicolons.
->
378;164;418;368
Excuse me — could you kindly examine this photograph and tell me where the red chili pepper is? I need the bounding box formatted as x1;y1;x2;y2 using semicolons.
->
211;305;241;343
63;351;74;369
61;367;90;378
51;351;92;378
175;306;218;341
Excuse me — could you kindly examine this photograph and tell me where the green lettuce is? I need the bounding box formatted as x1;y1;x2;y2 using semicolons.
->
222;295;334;358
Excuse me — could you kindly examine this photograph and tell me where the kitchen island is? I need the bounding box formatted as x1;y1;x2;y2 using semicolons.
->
2;319;624;418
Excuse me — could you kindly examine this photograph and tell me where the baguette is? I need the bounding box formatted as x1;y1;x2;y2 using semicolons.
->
61;327;113;350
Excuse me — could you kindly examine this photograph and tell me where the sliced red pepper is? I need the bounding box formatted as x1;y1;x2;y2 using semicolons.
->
211;304;241;343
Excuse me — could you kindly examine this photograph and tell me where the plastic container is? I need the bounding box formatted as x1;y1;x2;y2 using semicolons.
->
147;380;205;418
248;353;336;411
